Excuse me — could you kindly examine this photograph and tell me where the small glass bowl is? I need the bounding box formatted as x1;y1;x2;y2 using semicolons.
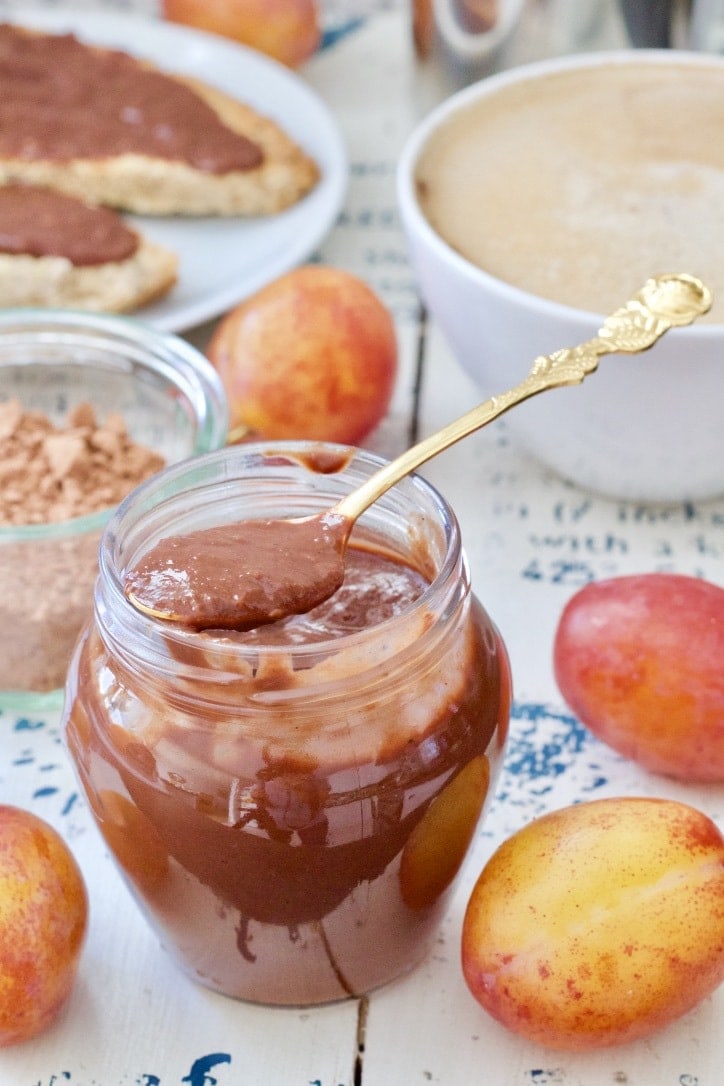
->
0;308;228;707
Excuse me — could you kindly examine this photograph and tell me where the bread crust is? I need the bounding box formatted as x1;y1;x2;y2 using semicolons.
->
0;29;321;216
0;237;178;313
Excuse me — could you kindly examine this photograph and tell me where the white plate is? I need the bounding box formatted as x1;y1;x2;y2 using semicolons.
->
7;9;349;333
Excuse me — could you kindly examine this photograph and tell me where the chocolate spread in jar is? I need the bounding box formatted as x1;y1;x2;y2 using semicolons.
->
124;448;362;630
0;184;138;265
234;540;429;646
124;513;352;631
0;25;262;174
66;536;510;1005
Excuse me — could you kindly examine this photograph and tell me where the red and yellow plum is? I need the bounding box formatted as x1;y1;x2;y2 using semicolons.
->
461;797;724;1051
553;572;724;782
0;805;88;1047
207;266;398;445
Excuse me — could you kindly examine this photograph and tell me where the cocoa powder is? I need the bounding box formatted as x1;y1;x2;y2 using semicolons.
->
0;400;166;693
0;398;165;525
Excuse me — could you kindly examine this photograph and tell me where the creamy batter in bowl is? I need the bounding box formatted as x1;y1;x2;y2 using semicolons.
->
397;49;724;502
62;442;511;1006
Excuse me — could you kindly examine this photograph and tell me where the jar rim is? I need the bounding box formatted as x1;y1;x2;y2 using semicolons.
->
96;441;467;679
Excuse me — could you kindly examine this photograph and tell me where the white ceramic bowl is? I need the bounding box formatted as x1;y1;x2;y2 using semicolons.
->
397;49;724;503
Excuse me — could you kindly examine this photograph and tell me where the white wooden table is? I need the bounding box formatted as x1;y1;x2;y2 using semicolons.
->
1;3;722;1084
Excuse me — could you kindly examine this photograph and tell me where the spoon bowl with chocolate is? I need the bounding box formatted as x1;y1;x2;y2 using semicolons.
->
125;273;711;632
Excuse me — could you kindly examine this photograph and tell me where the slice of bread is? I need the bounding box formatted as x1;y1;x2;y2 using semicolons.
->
0;243;178;314
0;25;320;217
0;184;178;313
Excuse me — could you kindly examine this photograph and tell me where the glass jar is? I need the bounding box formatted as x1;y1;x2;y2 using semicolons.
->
63;443;511;1006
0;309;228;707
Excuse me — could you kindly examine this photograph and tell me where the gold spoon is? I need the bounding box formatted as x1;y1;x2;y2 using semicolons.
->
125;273;711;631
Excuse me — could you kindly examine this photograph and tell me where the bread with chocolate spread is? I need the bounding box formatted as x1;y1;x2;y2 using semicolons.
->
0;184;178;313
0;24;320;217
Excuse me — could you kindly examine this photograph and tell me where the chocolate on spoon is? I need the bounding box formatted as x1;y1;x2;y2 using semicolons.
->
125;273;711;632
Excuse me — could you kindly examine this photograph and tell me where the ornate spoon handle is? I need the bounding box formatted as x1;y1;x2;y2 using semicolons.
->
335;273;712;522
